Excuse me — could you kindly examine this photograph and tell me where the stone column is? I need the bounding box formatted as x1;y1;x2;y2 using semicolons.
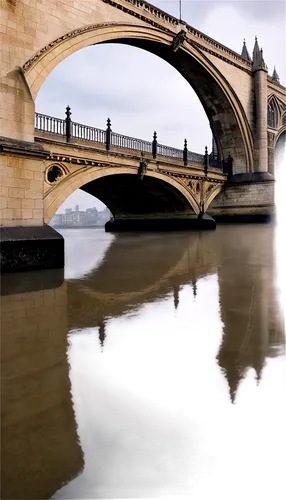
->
0;69;35;143
254;68;268;172
267;131;275;176
252;40;268;173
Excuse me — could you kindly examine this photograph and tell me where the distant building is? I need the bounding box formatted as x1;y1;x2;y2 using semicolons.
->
49;205;110;227
86;207;98;225
98;207;110;225
50;213;63;227
62;206;87;225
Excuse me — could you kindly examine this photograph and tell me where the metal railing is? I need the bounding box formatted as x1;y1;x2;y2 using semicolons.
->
111;132;152;154
157;144;183;159
72;122;106;143
35;113;65;135
34;109;229;172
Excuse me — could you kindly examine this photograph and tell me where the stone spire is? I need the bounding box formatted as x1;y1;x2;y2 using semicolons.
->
252;36;267;72
241;39;251;61
272;67;280;83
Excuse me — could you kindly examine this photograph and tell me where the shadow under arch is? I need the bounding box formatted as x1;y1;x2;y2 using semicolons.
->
44;168;201;224
25;22;253;174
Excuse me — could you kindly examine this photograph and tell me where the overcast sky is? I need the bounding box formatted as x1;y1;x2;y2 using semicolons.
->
36;0;285;213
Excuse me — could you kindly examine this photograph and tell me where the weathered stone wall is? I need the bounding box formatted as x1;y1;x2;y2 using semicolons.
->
1;279;84;499
0;154;45;226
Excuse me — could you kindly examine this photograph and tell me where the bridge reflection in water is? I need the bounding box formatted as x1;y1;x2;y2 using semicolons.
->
1;225;285;499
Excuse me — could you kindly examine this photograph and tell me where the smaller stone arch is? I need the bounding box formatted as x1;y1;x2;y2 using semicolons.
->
44;166;201;223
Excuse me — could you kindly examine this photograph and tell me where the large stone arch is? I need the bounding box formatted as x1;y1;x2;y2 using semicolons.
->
44;166;200;223
23;22;253;175
275;127;286;173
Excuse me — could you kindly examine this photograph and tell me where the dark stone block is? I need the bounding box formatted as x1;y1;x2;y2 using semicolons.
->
0;225;64;273
105;215;216;232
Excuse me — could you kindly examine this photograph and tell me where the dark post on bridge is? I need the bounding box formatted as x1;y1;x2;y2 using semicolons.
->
106;118;111;151
152;131;157;159
183;139;188;166
204;146;209;175
65;105;71;143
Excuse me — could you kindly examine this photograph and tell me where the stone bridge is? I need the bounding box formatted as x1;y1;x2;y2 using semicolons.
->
34;109;227;226
0;0;286;270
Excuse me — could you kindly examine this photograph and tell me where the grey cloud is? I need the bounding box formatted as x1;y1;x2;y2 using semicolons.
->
153;0;285;23
219;0;285;21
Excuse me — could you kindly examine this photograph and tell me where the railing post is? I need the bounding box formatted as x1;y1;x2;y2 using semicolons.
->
106;118;111;151
183;139;188;166
204;145;209;175
152;131;157;159
65;105;72;143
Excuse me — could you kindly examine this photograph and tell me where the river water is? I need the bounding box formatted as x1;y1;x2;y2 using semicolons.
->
1;223;285;500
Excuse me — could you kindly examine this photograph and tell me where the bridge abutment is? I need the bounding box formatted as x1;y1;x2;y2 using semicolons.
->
0;139;65;272
208;173;275;222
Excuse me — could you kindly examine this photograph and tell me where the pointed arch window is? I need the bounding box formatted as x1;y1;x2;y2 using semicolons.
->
268;102;275;128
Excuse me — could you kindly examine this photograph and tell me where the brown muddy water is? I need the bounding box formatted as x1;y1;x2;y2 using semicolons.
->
0;225;286;500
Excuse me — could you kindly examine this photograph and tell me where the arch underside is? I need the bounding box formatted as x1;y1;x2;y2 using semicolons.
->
80;173;196;219
44;167;202;223
111;38;252;172
25;22;253;175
